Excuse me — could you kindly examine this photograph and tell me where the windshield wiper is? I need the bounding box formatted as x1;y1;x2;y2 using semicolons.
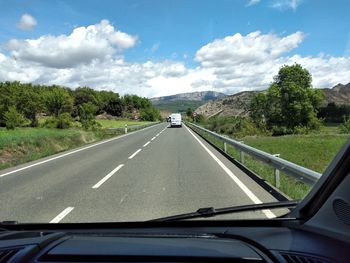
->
149;200;299;222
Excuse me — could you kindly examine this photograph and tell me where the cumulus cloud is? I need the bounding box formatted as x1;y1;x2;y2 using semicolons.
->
193;31;350;94
1;24;350;97
271;0;303;11
16;13;37;31
195;31;304;67
7;20;137;68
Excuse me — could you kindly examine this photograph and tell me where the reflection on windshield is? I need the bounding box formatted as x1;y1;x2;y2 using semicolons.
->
0;0;349;223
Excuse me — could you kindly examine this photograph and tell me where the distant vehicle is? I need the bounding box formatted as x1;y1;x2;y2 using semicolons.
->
170;113;182;127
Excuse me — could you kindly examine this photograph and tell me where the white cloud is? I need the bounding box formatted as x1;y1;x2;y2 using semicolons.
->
1;24;350;98
7;20;137;68
16;13;37;31
246;0;260;7
271;0;303;11
195;31;304;67
193;31;350;94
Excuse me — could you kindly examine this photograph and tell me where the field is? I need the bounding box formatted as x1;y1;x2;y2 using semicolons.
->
195;127;349;200
96;119;154;128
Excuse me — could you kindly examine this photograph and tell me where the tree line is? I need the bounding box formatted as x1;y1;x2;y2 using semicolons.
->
318;102;350;123
0;81;161;129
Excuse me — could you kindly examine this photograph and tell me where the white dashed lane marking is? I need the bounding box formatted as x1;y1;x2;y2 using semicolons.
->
50;207;74;223
92;164;124;189
128;149;142;159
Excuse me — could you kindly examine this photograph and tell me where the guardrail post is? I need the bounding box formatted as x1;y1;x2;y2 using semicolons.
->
273;154;280;188
124;124;128;134
239;141;245;164
224;142;227;153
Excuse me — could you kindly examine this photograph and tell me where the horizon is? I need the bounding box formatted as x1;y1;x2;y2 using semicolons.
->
0;0;349;97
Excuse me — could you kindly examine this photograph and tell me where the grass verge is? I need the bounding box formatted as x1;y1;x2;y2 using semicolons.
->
191;126;349;200
0;128;121;171
97;119;154;128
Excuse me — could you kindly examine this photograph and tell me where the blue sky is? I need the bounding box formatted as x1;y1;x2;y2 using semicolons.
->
0;0;349;97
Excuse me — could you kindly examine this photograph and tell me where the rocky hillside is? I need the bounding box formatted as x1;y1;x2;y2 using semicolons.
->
195;83;350;118
151;91;226;102
322;82;350;105
151;91;226;113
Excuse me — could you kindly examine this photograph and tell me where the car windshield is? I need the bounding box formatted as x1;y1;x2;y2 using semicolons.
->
0;0;349;223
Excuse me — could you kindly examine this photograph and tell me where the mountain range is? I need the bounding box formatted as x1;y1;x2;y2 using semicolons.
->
150;91;226;113
195;83;350;118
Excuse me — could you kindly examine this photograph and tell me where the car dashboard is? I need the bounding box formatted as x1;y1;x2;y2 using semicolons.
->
0;222;346;263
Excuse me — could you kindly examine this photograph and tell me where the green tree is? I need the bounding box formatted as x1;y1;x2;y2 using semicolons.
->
74;87;100;109
186;107;193;118
250;64;323;134
79;102;97;130
56;112;73;129
140;107;161;121
105;97;124;116
44;86;73;117
0;81;20;126
339;116;350;134
16;84;43;127
4;106;25;130
249;92;268;129
98;90;120;114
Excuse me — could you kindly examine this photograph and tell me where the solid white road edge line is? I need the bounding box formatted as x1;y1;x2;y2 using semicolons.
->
92;164;124;189
128;149;142;159
184;125;275;219
49;207;74;223
0;123;162;178
143;141;151;147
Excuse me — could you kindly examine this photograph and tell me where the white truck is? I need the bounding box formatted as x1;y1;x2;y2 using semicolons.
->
170;113;182;127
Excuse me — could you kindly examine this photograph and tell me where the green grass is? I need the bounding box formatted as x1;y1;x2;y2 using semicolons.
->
242;134;349;173
0;119;156;171
96;119;154;128
192;126;349;200
0;128;78;147
0;127;118;170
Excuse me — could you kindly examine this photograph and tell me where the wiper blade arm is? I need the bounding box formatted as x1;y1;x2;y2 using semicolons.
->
149;200;299;222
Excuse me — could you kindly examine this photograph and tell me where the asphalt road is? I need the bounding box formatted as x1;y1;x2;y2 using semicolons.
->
0;123;280;223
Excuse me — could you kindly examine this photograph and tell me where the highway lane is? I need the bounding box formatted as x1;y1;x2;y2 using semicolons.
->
0;123;167;222
0;123;280;223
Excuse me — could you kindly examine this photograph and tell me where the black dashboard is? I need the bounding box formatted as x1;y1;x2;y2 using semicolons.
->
0;221;346;263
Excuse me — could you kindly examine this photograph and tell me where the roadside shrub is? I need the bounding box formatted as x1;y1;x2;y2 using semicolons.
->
140;107;161;121
79;102;98;130
194;114;206;123
205;116;267;138
56;113;73;129
270;126;292;136
293;126;311;135
42;117;58;129
4;106;25;130
339;116;350;134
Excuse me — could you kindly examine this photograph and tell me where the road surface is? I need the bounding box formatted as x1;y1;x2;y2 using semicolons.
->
0;123;280;223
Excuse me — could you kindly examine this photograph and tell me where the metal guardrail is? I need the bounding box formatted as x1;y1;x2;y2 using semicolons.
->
186;122;322;185
107;122;160;134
